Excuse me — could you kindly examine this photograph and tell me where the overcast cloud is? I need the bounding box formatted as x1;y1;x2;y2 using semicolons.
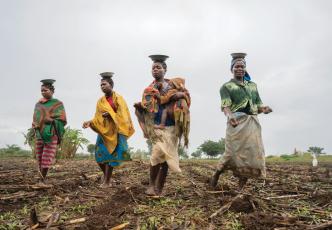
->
0;0;331;155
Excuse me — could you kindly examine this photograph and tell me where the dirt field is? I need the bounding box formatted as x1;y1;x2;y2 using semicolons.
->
0;158;331;230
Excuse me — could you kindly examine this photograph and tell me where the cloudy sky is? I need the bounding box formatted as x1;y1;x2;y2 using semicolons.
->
0;0;331;155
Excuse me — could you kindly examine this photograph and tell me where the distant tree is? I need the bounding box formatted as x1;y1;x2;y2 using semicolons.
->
191;150;202;158
87;144;96;156
218;138;226;153
198;138;225;158
131;148;150;160
178;145;189;159
0;144;30;156
307;146;325;155
3;144;21;153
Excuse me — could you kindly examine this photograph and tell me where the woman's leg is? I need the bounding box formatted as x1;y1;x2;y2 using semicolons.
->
209;169;224;188
103;164;113;186
239;176;248;190
155;162;168;195
35;139;44;175
98;163;106;183
41;168;48;180
145;164;160;195
40;136;57;182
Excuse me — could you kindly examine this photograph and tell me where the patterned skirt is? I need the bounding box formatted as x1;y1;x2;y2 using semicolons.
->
35;135;58;169
217;113;266;178
95;134;130;167
150;126;181;172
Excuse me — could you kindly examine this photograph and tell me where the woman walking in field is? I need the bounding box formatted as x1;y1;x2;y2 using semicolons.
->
83;72;135;188
134;55;191;196
210;53;272;189
32;79;67;183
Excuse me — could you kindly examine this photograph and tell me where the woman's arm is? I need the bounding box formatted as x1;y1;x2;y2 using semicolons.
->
222;107;239;127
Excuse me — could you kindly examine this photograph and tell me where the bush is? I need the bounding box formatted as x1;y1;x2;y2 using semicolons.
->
131;149;150;160
57;127;89;159
0;145;32;158
280;154;296;161
23;128;35;157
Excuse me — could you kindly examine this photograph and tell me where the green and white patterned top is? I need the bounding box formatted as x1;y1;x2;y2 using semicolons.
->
220;79;263;115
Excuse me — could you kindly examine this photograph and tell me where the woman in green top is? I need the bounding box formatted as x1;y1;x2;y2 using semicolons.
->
32;79;67;183
210;53;272;189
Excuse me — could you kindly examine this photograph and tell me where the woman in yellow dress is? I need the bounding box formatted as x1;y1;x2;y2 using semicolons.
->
83;72;135;188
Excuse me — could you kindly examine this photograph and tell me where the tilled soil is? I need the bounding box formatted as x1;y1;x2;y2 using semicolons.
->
0;158;331;229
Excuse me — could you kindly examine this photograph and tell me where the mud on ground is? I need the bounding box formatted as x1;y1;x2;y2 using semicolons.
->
0;158;331;229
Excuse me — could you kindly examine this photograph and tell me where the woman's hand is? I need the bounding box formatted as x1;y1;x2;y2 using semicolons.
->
134;102;142;109
102;112;111;118
82;121;91;129
260;106;273;114
223;107;239;127
44;117;54;124
171;92;186;101
229;117;239;127
32;122;39;128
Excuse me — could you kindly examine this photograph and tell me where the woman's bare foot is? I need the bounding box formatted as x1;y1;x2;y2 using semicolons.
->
100;175;105;184
238;177;248;190
36;181;46;186
35;181;53;188
100;182;112;188
209;170;222;188
154;188;164;196
145;186;157;196
38;170;45;180
36;175;50;187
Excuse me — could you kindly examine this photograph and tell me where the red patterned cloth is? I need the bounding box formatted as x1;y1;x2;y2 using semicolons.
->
106;96;117;112
35;135;58;169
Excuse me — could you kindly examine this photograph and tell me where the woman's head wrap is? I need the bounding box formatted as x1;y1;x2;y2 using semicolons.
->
100;72;114;87
149;54;169;70
230;53;251;81
40;79;55;92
